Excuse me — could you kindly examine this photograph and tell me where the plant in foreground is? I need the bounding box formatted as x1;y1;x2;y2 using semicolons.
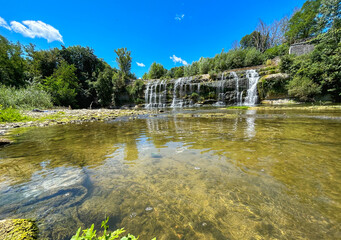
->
71;218;156;240
0;105;30;123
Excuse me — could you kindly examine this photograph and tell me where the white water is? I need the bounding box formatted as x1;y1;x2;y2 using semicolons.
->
244;70;260;106
230;72;243;105
171;77;194;108
213;73;226;106
145;69;259;108
145;80;167;108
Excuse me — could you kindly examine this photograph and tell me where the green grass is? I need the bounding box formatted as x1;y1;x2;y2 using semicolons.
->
227;106;250;110
0;107;31;123
0;84;53;110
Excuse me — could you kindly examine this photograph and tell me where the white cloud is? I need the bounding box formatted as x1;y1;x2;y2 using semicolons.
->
0;17;11;30
170;55;188;65
136;62;145;67
10;20;63;43
0;16;63;43
175;14;185;21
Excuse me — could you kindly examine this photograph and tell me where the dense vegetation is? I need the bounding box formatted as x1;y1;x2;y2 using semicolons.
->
0;36;141;109
0;0;340;109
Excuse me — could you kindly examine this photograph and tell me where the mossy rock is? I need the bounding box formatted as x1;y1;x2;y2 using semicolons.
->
0;137;12;147
0;219;38;240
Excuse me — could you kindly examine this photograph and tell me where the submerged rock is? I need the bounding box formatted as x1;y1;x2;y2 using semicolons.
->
0;219;38;240
0;138;12;147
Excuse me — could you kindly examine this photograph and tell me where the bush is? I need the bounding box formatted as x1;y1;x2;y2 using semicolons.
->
0;84;53;109
279;54;295;73
288;76;321;101
244;48;264;66
71;218;156;240
190;92;199;102
0;106;29;122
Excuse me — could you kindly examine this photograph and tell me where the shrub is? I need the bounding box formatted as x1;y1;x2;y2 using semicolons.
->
279;54;295;73
0;106;30;122
288;76;321;101
71;218;156;240
0;84;53;109
190;92;199;102
244;48;264;67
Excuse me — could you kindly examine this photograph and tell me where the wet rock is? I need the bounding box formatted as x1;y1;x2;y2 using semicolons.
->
0;219;38;240
151;153;162;158
0;138;12;147
145;207;153;211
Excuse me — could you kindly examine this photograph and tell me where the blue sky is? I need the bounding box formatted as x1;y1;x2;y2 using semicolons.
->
0;0;306;78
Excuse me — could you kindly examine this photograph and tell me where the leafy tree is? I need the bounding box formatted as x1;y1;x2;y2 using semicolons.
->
174;66;184;78
142;72;149;80
0;35;27;87
114;48;132;75
147;62;167;79
240;31;262;49
285;0;322;43
43;62;79;107
288;75;321;101
198;57;210;74
127;79;145;103
317;0;341;32
25;45;61;81
244;48;264;66
92;64;114;107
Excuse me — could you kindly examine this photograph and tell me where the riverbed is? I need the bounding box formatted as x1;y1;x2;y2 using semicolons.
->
0;106;340;239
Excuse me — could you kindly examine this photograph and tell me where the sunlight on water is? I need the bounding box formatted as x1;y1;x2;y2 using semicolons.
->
0;108;340;239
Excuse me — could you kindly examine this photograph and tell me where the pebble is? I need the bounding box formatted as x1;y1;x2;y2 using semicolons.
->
130;212;137;218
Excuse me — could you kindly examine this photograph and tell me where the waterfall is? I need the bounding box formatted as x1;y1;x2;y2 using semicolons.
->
213;73;226;106
145;80;168;108
171;77;192;108
244;70;259;106
230;72;243;105
145;69;259;108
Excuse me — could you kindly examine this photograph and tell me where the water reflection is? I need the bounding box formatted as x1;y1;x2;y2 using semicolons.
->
0;109;340;239
245;109;256;139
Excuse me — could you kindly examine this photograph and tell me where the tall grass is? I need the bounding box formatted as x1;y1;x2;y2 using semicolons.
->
0;84;53;109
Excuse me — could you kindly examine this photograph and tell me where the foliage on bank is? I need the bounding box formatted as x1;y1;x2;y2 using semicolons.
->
71;218;156;240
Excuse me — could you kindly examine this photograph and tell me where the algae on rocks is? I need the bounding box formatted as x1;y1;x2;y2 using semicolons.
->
0;219;38;240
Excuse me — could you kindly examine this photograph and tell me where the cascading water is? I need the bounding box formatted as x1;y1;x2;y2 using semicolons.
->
230;72;243;105
213;73;226;106
145;69;259;108
145;80;168;108
171;77;193;108
244;70;260;105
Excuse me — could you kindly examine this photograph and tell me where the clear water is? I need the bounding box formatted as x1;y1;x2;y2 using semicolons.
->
0;107;340;239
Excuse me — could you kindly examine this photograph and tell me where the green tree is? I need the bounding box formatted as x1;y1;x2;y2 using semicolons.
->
43;62;79;107
174;66;184;78
288;75;321;101
114;48;132;75
317;0;341;31
244;48;264;66
285;0;322;43
147;62;167;79
0;35;27;87
92;64;114;107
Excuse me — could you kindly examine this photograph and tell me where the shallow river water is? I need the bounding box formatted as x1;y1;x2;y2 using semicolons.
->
0;107;340;239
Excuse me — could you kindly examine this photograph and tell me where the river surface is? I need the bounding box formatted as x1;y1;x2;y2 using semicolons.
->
0;107;340;239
